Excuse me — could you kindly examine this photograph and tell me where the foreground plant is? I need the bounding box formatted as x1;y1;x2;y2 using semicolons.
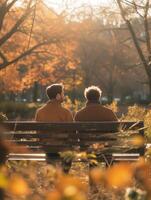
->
125;188;147;200
0;113;8;122
46;171;87;200
90;158;151;200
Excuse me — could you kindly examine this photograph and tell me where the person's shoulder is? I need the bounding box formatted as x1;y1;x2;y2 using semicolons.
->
61;106;72;114
101;105;118;121
76;106;86;115
61;106;73;121
36;103;47;113
101;105;113;112
35;104;47;121
74;107;86;120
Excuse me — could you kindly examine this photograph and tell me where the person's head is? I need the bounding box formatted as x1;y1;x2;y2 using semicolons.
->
84;86;102;102
46;83;64;103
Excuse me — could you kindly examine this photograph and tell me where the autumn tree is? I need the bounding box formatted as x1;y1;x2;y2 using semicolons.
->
0;0;82;98
0;0;149;103
72;6;140;102
116;0;151;99
0;0;66;70
0;0;38;70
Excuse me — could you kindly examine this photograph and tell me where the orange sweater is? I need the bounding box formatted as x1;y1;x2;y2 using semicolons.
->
75;103;117;122
35;101;73;122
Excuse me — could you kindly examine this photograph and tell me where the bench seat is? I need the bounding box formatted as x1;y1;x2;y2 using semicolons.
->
0;121;145;165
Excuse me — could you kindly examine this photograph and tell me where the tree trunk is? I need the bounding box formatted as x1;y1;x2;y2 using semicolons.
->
116;0;151;101
146;60;151;101
148;74;151;101
107;66;115;103
9;92;15;101
0;189;4;200
32;81;39;102
107;86;114;104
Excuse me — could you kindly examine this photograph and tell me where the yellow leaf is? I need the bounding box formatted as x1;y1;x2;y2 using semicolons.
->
106;163;133;188
131;135;145;147
0;173;8;189
47;190;61;200
8;175;30;196
90;168;105;184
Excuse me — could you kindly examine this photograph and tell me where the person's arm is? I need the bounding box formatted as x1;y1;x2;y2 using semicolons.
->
109;110;118;121
35;109;42;121
35;110;39;121
35;110;43;142
74;112;78;121
67;111;74;122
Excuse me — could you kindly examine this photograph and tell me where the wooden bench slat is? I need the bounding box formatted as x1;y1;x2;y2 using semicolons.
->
9;147;71;153
4;133;118;140
5;134;73;139
1;121;144;133
0;121;144;162
13;142;73;147
8;157;46;162
79;138;117;142
112;153;140;156
9;153;46;157
9;137;117;143
113;158;138;161
5;133;138;141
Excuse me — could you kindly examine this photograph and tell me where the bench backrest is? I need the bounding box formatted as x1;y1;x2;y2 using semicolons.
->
0;121;145;155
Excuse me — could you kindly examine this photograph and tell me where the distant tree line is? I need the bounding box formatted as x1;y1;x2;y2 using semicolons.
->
0;0;151;103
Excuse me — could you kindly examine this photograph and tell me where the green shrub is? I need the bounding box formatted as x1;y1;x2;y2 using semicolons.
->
0;102;41;120
121;104;151;140
0;113;8;121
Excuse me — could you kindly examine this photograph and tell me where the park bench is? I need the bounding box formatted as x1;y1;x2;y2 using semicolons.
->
0;121;145;168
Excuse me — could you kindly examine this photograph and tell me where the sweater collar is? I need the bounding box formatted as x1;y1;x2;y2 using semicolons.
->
47;100;62;106
86;100;100;106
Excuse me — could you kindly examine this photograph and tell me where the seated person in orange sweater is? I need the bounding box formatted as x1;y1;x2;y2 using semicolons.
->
35;83;73;164
35;83;73;122
75;86;117;121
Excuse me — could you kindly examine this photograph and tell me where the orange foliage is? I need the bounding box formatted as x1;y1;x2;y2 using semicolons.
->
47;173;87;200
0;1;82;93
105;163;134;188
8;175;30;196
130;135;145;147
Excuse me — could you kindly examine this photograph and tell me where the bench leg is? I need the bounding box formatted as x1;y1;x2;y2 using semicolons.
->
45;153;73;174
88;158;99;188
0;188;4;200
88;159;107;189
61;158;73;174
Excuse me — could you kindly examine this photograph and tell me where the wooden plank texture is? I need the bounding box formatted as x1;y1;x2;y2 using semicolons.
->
0;121;144;133
0;121;145;160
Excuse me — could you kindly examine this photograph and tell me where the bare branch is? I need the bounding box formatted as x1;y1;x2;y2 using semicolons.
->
0;6;33;47
0;51;8;63
144;0;151;55
27;0;37;49
123;0;145;9
0;0;18;31
133;0;144;18
116;0;148;68
0;38;61;70
6;0;18;11
0;1;8;31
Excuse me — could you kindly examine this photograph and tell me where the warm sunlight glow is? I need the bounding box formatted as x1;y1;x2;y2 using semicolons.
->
44;0;113;12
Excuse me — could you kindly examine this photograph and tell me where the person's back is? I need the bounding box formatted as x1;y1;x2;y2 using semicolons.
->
35;84;73;165
75;103;117;121
35;84;73;122
36;101;72;122
75;86;117;121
